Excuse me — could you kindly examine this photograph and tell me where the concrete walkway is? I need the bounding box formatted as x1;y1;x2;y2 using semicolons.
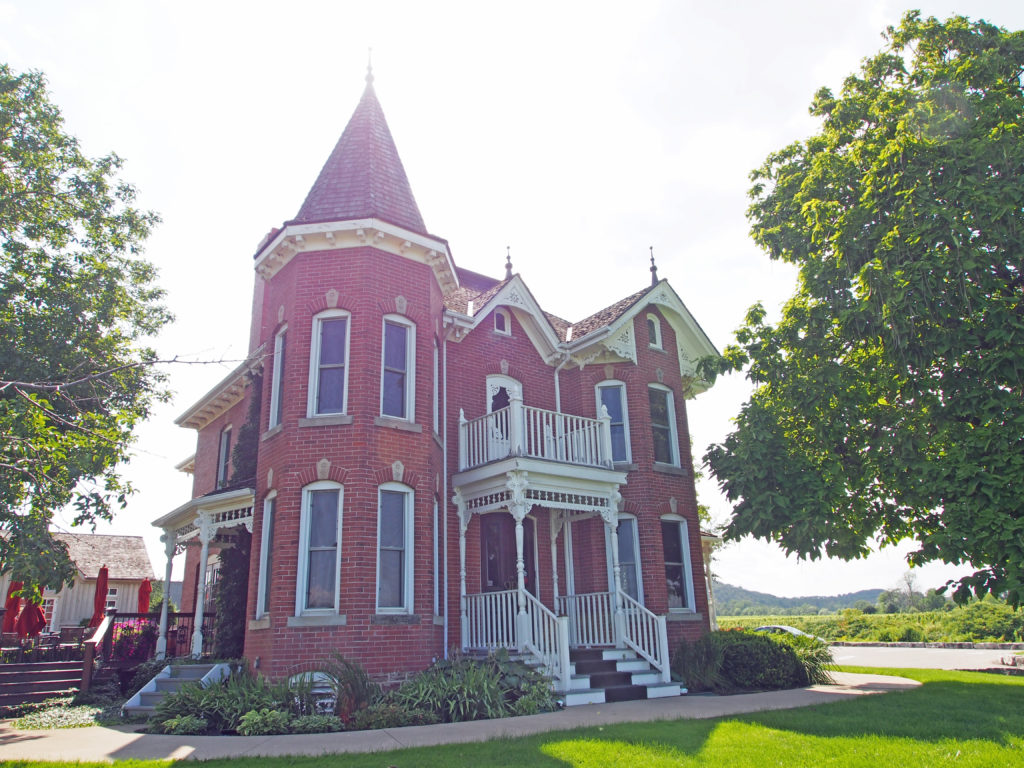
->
0;672;918;763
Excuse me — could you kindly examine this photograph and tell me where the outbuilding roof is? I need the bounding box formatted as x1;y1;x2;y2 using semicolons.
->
53;533;155;581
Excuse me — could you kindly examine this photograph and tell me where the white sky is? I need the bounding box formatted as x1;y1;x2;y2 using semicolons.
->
3;0;1021;598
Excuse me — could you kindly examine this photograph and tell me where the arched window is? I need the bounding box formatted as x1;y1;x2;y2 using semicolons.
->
494;308;511;336
595;380;631;463
646;313;662;350
648;384;679;466
377;482;414;613
296;481;343;615
381;314;416;420
661;515;695;612
307;310;351;417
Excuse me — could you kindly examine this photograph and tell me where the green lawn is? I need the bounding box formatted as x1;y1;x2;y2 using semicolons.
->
5;668;1023;767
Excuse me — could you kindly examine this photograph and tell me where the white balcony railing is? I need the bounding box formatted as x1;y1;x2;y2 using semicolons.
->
462;590;517;651
459;400;614;471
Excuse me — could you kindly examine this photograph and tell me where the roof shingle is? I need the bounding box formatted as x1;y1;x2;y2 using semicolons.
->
53;533;155;582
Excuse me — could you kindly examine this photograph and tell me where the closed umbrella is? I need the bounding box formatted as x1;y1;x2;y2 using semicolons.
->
137;578;152;613
16;601;46;638
89;565;109;628
2;581;23;633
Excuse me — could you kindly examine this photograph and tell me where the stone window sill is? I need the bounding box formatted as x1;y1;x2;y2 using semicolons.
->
666;611;703;622
653;462;685;476
613;462;638;472
248;616;271;631
298;415;353;427
287;614;347;627
374;417;423;433
261;424;283;441
371;613;421;625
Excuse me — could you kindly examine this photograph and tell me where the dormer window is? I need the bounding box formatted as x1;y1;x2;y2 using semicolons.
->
494;309;511;336
646;313;662;349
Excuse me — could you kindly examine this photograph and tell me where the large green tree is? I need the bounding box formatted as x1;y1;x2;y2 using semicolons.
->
703;13;1024;603
0;64;170;597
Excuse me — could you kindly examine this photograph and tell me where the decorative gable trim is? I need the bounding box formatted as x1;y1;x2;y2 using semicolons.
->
175;349;264;431
254;219;458;295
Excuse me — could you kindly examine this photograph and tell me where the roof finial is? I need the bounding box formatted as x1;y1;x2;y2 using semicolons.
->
505;246;513;280
649;246;659;286
366;48;374;85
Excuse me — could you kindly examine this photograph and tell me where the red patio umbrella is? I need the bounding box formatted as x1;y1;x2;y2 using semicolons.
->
2;581;23;633
137;578;152;613
15;601;46;638
89;565;109;628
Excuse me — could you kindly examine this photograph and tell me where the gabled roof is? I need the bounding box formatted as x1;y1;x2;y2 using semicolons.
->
292;70;427;235
53;533;155;582
569;287;649;340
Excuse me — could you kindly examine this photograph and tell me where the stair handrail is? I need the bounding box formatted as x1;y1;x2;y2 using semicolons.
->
521;591;570;692
80;608;116;694
617;590;671;683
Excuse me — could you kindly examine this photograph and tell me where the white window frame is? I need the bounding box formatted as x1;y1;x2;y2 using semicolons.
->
494;308;511;336
376;482;414;613
296;481;344;616
105;586;119;611
646;313;662;349
255;491;276;619
432;499;440;616
595;380;632;464
648;384;680;466
216;426;232;489
307;310;351;417
606;514;644;603
380;314;416;420
268;326;287;429
661;515;696;613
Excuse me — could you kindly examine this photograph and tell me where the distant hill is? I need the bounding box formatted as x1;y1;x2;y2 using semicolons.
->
713;580;883;616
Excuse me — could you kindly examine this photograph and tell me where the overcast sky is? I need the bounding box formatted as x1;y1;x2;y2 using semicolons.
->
4;0;1022;597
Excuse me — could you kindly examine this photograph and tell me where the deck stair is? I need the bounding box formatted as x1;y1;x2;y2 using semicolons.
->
121;662;229;717
0;661;83;712
562;648;683;706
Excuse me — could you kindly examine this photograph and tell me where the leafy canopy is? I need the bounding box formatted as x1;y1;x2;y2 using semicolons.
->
0;64;170;597
703;13;1024;604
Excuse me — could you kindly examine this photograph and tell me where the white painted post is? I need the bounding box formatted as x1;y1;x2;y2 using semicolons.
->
514;513;531;652
509;388;524;457
155;533;175;660
557;616;571;691
598;404;614;467
606;516;626;649
191;513;211;659
458;408;467;470
657;614;671;683
454;491;468;651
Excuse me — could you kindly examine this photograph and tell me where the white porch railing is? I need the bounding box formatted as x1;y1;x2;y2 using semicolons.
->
463;590;517;651
522;591;571;691
619;590;671;683
459;401;613;471
556;592;615;647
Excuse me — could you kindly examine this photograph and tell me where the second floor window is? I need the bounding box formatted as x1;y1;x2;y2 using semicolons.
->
310;313;349;416
268;329;287;428
216;426;232;488
597;382;631;463
648;386;679;465
381;317;414;419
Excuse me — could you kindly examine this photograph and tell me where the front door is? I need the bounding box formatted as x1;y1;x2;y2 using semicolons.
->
481;514;536;595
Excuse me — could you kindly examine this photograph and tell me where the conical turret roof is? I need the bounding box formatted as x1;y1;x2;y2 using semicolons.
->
293;70;427;234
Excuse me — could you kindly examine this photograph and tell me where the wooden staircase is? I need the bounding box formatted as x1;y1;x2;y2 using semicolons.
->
562;648;683;706
0;661;83;712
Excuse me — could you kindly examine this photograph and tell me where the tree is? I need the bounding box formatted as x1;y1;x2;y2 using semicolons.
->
702;13;1024;605
0;65;170;598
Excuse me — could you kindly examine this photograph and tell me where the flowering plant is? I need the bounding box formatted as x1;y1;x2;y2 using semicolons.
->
111;619;158;661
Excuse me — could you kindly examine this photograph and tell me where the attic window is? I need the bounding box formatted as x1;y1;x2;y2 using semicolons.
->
646;313;662;350
494;309;511;336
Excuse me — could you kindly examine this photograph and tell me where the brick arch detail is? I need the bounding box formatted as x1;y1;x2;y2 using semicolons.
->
377;299;427;327
307;293;355;316
295;465;349;487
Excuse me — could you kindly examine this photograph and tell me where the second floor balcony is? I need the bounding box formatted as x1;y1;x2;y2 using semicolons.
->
458;399;614;472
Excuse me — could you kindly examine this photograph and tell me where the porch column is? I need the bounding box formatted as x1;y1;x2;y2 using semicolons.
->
155;532;176;660
506;470;530;652
602;493;626;649
190;511;212;659
549;510;564;604
453;489;469;650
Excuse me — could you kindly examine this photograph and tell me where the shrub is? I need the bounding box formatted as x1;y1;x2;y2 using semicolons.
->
158;714;209;735
291;714;344;734
349;699;441;730
237;708;292;736
770;634;834;685
319;653;379;721
720;633;806;690
672;632;728;693
898;626;923;642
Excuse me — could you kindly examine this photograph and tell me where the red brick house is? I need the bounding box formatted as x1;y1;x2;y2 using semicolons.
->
153;70;718;701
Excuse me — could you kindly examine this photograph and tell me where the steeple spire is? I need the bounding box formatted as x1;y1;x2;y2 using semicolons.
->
505;246;513;280
649;246;659;286
292;70;427;234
